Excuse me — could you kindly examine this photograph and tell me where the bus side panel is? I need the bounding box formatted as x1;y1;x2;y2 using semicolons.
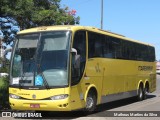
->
101;59;137;96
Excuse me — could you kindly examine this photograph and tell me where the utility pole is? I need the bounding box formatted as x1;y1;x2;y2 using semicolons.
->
101;0;103;29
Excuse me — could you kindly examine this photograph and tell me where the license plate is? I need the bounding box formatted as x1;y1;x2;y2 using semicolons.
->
30;104;40;108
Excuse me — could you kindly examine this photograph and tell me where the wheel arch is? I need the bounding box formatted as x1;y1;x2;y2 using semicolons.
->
137;80;144;94
84;84;98;103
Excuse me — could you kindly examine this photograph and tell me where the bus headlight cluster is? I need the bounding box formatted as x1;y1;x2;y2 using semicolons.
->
9;94;20;99
50;94;68;100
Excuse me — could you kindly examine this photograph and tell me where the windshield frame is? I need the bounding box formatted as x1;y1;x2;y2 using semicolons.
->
9;30;72;89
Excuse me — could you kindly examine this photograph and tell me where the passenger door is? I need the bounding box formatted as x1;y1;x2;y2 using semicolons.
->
70;30;87;110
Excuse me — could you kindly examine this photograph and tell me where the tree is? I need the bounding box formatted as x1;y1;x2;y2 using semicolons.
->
0;0;80;45
0;17;19;45
0;0;80;28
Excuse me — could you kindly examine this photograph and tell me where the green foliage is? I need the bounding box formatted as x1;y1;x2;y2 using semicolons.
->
0;58;9;109
0;76;9;89
0;67;8;73
0;58;9;73
0;76;9;109
0;0;80;30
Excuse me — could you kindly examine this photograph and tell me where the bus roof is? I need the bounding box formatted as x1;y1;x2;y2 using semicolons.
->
18;25;154;47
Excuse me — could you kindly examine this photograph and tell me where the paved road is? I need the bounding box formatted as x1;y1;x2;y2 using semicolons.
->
1;75;160;120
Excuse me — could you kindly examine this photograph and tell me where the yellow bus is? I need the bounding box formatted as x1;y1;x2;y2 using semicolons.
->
9;25;156;112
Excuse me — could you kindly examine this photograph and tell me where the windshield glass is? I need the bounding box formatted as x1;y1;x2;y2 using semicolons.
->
10;31;70;89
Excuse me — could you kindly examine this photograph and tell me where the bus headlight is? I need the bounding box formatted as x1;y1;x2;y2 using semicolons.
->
50;94;68;100
9;94;20;99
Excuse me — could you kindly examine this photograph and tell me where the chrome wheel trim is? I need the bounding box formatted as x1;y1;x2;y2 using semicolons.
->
86;96;94;109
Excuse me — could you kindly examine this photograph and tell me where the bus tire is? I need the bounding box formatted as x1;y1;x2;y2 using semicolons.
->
137;85;144;101
143;84;149;100
85;91;97;112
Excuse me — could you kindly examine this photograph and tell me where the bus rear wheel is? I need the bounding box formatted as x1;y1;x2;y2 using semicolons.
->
143;84;149;100
137;85;144;101
85;92;97;112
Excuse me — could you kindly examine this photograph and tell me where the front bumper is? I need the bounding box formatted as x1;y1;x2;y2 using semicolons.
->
9;98;71;111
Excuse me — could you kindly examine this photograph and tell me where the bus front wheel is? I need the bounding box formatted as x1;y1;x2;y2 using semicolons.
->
85;91;97;112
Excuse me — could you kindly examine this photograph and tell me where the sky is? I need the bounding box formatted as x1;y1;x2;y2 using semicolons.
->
61;0;160;61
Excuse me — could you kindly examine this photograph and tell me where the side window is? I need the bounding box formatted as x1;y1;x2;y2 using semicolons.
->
122;41;136;60
129;42;136;60
148;46;155;62
88;32;103;58
105;36;121;59
135;44;144;61
71;31;86;85
141;45;149;61
103;36;112;58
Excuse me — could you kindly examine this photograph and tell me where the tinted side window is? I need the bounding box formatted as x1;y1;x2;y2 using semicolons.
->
104;36;121;59
141;45;149;61
135;43;151;61
122;41;136;60
148;46;155;62
87;31;154;62
135;44;143;61
88;32;103;58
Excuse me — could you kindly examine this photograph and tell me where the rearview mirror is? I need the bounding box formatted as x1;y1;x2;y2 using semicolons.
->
71;48;80;69
71;48;77;55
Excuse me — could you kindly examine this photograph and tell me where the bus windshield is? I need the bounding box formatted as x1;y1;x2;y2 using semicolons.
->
10;31;70;89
